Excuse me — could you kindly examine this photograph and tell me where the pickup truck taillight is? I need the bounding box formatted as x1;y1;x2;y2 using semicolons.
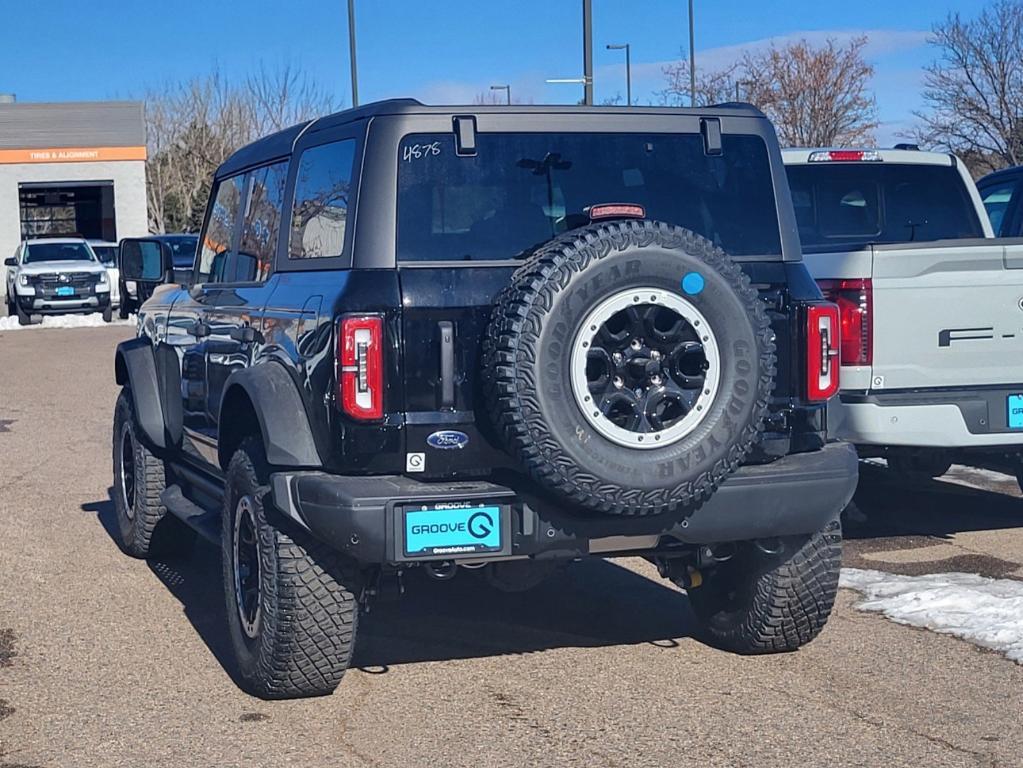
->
817;278;872;366
806;303;841;401
338;315;384;420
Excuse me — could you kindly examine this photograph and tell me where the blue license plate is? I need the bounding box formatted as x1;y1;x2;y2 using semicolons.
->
1008;394;1023;429
56;286;75;297
403;504;503;557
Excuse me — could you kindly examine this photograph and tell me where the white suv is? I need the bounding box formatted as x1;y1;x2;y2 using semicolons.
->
4;238;112;325
87;239;121;310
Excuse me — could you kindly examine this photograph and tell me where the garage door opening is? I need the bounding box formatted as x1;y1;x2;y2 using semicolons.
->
19;181;116;241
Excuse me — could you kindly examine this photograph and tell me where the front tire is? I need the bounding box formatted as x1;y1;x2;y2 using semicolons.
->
112;390;193;558
687;519;842;654
222;437;359;699
102;304;113;323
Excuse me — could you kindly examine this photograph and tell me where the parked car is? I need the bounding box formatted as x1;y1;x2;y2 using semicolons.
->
113;99;856;699
4;237;112;325
977;165;1023;237
87;240;120;309
117;234;197;318
783;147;1023;477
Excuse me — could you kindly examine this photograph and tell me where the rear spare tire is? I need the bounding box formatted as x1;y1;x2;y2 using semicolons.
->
484;221;774;516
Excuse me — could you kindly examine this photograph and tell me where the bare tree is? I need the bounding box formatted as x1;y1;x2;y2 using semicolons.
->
144;65;339;233
658;55;740;107
659;37;878;147
913;1;1023;174
743;37;877;147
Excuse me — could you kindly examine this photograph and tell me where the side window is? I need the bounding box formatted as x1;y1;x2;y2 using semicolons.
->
980;180;1018;237
289;140;356;260
197;175;245;284
235;161;288;282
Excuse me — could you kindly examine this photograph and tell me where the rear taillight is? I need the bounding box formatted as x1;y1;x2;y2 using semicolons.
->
806;303;841;402
817;278;872;366
338;315;384;420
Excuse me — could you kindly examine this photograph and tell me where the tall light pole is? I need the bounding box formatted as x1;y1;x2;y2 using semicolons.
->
490;84;511;105
606;43;631;106
688;0;696;106
347;0;359;107
582;0;594;105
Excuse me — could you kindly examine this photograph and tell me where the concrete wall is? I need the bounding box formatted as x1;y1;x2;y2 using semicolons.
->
0;159;147;288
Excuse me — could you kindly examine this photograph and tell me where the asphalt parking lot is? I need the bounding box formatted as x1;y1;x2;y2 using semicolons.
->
1;325;1022;768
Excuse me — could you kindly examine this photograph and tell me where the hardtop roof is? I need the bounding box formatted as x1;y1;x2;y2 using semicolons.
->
216;98;768;178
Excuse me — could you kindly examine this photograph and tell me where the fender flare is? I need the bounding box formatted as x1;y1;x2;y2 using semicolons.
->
114;338;167;449
218;363;322;469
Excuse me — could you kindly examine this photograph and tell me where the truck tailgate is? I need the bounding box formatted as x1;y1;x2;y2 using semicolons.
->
871;239;1023;390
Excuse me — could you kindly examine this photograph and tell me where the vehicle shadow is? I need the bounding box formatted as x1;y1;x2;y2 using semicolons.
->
84;490;699;676
846;462;1023;543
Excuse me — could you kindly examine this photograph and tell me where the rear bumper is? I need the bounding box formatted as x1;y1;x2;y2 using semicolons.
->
270;442;859;564
834;388;1023;448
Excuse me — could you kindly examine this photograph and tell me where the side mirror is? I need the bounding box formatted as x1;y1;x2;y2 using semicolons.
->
3;257;16;267
119;239;173;284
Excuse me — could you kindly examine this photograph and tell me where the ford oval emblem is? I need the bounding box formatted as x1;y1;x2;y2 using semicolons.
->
427;430;469;450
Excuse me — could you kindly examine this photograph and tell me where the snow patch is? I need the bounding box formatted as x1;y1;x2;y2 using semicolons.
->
840;568;1023;663
0;313;135;332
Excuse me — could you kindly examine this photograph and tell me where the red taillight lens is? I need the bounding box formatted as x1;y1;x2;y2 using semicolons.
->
817;278;872;366
338;315;384;420
806;303;841;401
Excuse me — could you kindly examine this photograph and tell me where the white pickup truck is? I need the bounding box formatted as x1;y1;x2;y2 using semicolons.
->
783;147;1023;477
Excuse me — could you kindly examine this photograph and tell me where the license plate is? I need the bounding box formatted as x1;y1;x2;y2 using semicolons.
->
1008;394;1023;429
403;503;503;558
56;286;75;297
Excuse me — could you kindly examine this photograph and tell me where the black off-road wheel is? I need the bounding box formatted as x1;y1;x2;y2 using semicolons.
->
687;519;842;654
484;220;775;516
112;389;194;558
222;437;360;700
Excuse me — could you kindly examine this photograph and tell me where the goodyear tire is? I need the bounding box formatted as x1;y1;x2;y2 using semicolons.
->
222;437;359;699
687;519;842;653
484;220;775;516
112;389;194;558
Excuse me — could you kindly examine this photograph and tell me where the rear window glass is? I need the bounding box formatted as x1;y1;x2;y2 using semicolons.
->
397;132;782;262
786;163;984;251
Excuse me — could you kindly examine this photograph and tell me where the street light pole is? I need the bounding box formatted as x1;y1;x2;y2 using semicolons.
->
606;44;632;106
583;0;594;105
688;0;696;106
490;84;511;105
347;0;359;107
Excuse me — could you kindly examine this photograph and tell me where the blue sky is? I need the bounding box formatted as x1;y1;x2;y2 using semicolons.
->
0;0;991;144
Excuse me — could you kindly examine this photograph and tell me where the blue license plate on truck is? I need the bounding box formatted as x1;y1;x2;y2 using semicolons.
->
403;503;503;557
1009;394;1023;429
56;286;75;297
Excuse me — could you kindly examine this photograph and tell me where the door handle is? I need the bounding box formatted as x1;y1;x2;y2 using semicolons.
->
229;325;262;344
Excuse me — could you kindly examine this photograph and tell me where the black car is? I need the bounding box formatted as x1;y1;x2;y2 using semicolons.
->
113;99;857;699
116;234;198;317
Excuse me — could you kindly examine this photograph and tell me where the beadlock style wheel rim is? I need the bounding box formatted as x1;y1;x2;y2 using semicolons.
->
233;496;262;640
570;287;721;449
119;422;136;521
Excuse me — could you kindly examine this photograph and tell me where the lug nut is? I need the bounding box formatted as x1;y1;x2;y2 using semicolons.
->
650;350;661;360
650;375;662;386
630;339;642;350
613;376;624;388
612;352;623;363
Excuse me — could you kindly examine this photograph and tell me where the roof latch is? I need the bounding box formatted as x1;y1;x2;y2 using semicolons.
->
701;118;723;156
453;115;477;156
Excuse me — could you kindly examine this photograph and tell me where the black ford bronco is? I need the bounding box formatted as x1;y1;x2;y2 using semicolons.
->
113;100;857;700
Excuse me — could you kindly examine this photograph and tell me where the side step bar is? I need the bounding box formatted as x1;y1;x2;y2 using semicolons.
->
160;485;221;544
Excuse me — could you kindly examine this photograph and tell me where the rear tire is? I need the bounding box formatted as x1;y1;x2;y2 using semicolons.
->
687;519;842;654
222;437;360;699
112;390;194;558
102;304;113;323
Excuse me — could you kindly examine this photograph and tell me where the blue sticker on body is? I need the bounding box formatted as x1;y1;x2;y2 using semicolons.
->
682;272;705;295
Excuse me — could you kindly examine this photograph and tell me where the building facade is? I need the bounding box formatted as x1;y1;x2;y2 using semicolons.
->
0;99;148;277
